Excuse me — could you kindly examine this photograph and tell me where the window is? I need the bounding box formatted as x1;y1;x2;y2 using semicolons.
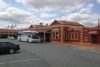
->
74;33;78;40
70;33;73;40
32;33;39;39
64;32;67;40
52;29;59;40
68;33;70;40
55;32;59;39
71;33;74;40
0;42;9;46
69;33;75;40
84;35;89;41
67;33;78;40
73;33;76;40
7;42;14;45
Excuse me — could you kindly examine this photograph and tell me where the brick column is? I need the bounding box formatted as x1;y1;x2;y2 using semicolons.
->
61;26;64;43
80;29;83;43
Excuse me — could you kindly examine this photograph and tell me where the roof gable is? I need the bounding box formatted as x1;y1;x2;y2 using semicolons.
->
58;20;83;26
50;20;84;26
29;25;34;28
50;20;62;26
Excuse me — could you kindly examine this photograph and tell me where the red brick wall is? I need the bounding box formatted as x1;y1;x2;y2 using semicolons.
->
64;27;68;31
97;30;100;44
63;27;81;42
82;29;90;43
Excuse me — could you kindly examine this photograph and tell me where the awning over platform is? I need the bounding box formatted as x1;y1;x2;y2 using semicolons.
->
88;31;97;34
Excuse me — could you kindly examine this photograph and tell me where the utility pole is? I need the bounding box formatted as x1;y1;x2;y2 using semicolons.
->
98;18;100;45
98;19;99;30
11;24;16;38
7;24;16;38
7;25;9;38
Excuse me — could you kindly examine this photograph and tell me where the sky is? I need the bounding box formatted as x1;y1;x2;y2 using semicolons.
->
0;0;100;29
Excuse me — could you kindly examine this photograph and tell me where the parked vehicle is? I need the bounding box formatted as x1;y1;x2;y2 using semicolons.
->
7;36;15;40
17;31;40;43
0;42;20;54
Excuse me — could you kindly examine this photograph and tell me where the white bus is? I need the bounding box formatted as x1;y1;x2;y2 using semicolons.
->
17;31;40;42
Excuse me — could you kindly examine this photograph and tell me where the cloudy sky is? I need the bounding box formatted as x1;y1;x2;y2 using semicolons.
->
0;0;100;29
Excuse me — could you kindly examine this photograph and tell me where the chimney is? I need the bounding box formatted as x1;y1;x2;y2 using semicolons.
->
46;23;48;26
40;22;43;25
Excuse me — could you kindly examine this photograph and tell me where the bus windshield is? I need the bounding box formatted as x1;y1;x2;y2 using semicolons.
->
32;33;39;39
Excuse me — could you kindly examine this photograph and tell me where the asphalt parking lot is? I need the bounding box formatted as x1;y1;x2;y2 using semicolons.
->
0;39;51;67
0;39;100;67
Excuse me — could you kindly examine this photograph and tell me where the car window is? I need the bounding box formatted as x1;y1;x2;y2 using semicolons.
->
7;42;14;45
0;42;13;46
0;42;8;46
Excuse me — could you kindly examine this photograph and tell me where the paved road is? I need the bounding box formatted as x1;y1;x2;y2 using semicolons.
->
0;39;100;67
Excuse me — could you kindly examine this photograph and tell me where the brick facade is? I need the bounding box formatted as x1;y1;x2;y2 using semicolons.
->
50;20;87;43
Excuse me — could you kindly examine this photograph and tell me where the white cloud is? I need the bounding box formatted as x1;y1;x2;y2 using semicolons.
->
0;7;39;28
97;0;100;3
16;0;85;12
79;4;93;14
40;13;57;18
0;0;99;28
61;3;100;27
0;0;8;9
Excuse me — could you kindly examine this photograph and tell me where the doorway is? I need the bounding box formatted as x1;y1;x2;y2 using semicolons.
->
39;32;51;42
45;33;51;42
92;35;97;44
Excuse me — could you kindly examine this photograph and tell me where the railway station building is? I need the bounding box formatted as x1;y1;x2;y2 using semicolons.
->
0;20;100;45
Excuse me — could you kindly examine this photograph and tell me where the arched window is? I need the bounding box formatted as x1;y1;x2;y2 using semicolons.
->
68;33;70;40
64;32;67;40
75;33;78;40
52;28;59;40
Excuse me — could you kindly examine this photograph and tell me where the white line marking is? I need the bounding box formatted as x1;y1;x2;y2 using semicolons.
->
0;59;41;65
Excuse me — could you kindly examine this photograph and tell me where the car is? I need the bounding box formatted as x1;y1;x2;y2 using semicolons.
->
7;36;15;40
0;42;20;54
